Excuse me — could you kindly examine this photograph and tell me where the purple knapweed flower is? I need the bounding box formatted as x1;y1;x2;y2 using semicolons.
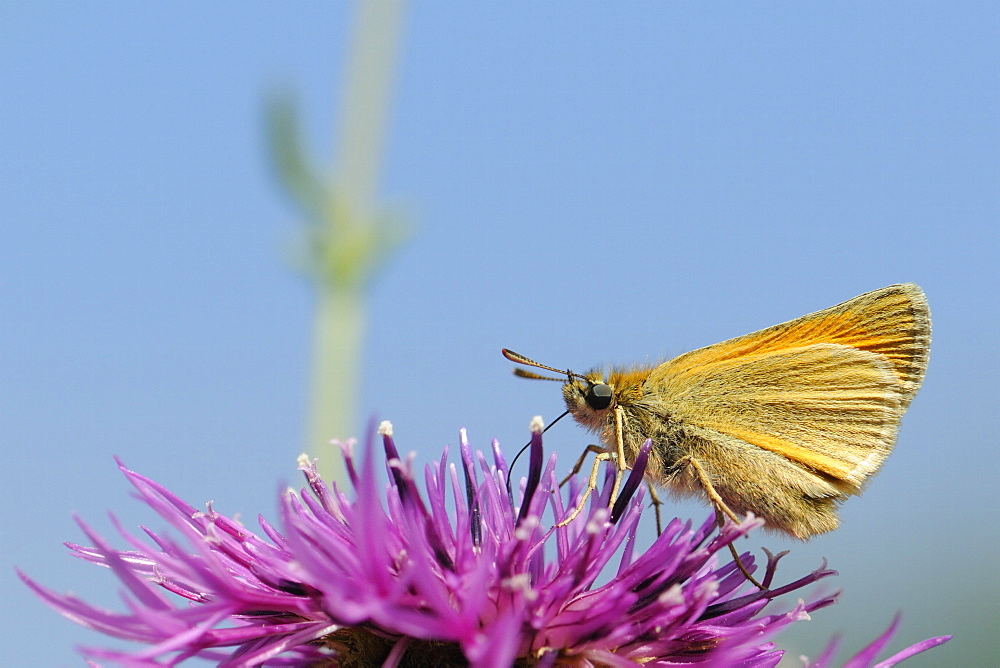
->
20;418;950;666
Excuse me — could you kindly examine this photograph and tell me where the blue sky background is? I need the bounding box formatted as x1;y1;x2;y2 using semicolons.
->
2;4;996;665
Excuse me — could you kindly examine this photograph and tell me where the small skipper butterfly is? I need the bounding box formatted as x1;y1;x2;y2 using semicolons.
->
504;283;930;539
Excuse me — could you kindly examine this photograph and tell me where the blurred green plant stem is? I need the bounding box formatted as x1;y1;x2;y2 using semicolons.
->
268;0;407;482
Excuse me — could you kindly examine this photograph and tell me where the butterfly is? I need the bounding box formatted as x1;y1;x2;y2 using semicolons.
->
504;283;931;540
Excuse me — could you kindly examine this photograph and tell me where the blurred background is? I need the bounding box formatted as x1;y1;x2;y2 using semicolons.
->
2;4;996;665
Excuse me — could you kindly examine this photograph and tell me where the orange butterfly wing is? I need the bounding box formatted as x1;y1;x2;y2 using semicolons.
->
647;284;930;489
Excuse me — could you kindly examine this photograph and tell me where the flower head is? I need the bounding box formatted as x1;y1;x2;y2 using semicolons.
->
21;420;949;666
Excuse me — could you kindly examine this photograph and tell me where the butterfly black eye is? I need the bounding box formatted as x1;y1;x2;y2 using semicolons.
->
586;383;613;410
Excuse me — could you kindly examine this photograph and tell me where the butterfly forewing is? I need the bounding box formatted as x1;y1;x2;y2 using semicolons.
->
647;284;930;489
651;284;930;405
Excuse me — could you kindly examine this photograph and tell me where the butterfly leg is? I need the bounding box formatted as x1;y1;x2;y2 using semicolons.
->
556;407;628;527
559;444;607;487
678;456;740;522
672;455;765;590
557;450;612;526
607;405;628;507
712;507;765;589
646;482;664;535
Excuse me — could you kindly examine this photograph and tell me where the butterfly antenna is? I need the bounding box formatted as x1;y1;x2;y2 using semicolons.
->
503;348;584;382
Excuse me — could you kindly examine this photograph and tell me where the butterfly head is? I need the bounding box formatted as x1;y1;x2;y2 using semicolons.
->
501;349;620;432
562;372;615;429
